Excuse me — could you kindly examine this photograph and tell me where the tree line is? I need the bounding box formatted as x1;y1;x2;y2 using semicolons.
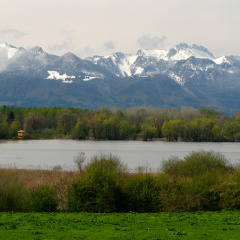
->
1;105;240;141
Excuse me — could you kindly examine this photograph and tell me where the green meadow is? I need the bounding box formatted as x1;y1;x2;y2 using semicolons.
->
1;211;240;240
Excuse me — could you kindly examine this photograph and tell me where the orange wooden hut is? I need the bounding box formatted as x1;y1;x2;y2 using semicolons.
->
18;130;27;138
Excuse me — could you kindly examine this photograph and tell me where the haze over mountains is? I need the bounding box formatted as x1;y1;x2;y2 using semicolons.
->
0;42;240;114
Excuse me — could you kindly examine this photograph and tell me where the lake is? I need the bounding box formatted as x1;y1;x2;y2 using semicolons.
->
0;140;240;171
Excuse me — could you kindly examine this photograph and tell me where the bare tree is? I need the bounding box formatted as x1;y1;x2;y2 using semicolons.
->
74;152;86;173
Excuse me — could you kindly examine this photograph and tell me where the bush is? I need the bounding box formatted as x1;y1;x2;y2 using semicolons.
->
124;174;160;212
0;172;30;212
161;156;183;182
161;150;231;178
181;150;231;177
68;154;127;212
31;185;58;212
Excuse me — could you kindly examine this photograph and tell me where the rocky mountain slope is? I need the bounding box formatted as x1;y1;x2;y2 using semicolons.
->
0;42;240;114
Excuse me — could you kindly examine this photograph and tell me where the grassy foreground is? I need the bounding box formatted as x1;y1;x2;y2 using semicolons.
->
1;211;240;239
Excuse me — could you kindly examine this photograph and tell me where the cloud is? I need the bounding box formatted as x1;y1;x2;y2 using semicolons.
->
77;46;94;58
102;41;115;51
48;30;73;53
0;29;27;39
137;34;166;49
48;39;72;52
0;49;9;72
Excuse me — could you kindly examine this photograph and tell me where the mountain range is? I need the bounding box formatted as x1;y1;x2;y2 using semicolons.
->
1;42;240;114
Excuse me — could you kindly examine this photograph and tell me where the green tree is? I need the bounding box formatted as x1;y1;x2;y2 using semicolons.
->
72;120;88;139
88;113;105;139
162;120;182;141
57;108;76;135
0;122;9;139
183;118;215;141
25;112;45;132
223;121;240;142
211;125;222;141
7;111;15;125
139;123;157;141
119;120;135;140
9;120;21;138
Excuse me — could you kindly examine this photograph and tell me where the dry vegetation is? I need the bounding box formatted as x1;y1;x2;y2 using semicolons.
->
0;167;79;188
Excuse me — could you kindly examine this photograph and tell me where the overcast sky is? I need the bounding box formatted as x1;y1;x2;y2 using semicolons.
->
0;0;240;58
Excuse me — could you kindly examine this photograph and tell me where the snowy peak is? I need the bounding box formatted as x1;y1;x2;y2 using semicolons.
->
167;43;215;61
135;43;215;61
88;43;219;79
0;42;20;59
88;52;138;77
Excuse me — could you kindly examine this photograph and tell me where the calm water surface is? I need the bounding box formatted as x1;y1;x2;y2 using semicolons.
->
0;140;240;170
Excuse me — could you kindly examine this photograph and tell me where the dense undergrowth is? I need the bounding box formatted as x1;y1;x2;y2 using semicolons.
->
1;150;240;213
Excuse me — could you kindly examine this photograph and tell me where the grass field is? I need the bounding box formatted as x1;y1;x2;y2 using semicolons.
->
1;211;240;239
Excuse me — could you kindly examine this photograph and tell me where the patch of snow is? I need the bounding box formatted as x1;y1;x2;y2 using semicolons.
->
81;70;104;78
103;55;111;59
227;70;235;74
138;44;215;62
214;56;231;65
138;49;168;60
170;48;215;61
46;71;75;83
83;76;101;81
168;72;184;85
117;54;138;77
205;65;214;71
135;67;144;75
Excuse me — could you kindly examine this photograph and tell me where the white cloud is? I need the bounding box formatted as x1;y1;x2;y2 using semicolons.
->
137;34;167;49
79;46;94;58
0;29;27;39
48;39;72;52
102;41;115;51
48;30;74;53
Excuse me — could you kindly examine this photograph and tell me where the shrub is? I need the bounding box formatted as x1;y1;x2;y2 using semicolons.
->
161;156;183;182
124;174;160;212
68;154;127;213
0;172;30;212
31;185;58;212
181;150;231;177
52;165;62;171
161;150;231;178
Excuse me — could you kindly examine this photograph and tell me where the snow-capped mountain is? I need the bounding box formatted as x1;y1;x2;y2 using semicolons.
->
1;42;240;114
88;43;240;86
0;42;115;83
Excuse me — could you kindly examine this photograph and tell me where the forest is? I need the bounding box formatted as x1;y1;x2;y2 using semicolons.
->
1;105;240;142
